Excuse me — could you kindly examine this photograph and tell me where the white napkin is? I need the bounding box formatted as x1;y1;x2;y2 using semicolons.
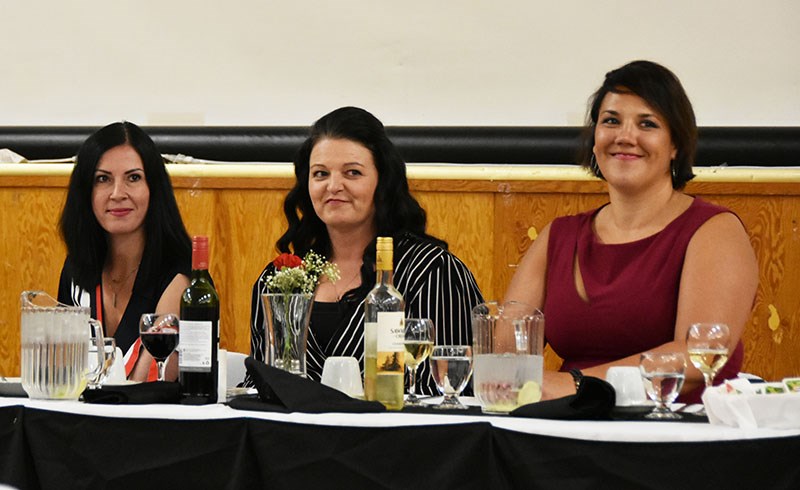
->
218;349;227;403
703;382;800;429
0;148;27;163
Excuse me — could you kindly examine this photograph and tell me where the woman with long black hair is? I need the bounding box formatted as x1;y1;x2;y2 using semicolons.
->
246;107;484;393
58;121;192;382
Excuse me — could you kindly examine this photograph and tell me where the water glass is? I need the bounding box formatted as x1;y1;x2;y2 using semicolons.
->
430;345;473;409
639;351;686;420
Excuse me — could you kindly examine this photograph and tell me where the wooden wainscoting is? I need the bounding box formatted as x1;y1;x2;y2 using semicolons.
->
1;164;798;382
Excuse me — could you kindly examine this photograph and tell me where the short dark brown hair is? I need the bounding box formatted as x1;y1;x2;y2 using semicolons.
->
579;60;697;189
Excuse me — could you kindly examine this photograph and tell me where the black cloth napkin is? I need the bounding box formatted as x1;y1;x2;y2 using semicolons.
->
228;357;385;414
82;382;181;405
610;405;709;423
510;376;616;420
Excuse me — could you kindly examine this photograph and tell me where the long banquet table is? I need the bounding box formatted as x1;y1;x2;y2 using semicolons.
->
1;397;798;489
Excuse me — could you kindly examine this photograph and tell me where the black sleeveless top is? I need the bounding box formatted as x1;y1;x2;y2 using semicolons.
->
57;256;189;354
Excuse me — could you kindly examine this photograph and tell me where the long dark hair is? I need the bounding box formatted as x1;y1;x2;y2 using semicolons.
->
578;60;697;189
60;121;191;290
277;107;445;294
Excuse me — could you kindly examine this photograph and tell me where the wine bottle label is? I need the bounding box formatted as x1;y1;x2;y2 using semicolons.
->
376;312;405;374
179;320;213;372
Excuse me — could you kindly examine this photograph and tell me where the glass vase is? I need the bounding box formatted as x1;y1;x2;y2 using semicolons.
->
261;293;314;377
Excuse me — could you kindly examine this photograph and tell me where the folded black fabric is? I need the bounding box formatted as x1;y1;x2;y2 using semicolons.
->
610;405;709;423
401;404;484;416
82;382;182;405
510;376;615;420
232;357;385;414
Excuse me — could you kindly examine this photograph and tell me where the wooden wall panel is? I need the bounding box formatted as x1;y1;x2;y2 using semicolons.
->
720;195;800;379
0;188;67;376
415;191;494;299
176;186;289;355
1;169;798;384
213;189;287;355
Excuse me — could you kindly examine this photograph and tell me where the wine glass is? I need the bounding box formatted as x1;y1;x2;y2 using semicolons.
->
429;345;473;410
639;351;686;420
87;337;117;389
139;313;180;382
687;322;731;416
403;318;435;406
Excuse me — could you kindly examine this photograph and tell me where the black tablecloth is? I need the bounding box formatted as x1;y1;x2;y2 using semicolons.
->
1;405;798;489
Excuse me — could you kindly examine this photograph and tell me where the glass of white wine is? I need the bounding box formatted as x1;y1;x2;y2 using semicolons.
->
639;351;686;420
687;322;731;416
430;345;473;410
403;318;435;406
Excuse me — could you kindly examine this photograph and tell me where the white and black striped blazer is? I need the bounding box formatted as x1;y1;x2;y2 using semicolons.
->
245;234;484;395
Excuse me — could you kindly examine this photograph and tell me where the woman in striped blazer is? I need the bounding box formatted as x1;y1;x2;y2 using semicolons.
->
245;107;484;395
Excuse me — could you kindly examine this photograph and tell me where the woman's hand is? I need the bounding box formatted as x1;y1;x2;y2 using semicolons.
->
128;346;153;382
541;371;577;400
128;346;178;382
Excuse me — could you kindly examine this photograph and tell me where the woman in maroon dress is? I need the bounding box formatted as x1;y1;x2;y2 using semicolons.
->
505;61;758;402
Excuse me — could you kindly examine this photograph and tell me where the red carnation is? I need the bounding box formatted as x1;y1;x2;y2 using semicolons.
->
273;253;303;270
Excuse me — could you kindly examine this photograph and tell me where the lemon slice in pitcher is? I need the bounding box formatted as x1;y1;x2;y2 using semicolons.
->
517;381;542;405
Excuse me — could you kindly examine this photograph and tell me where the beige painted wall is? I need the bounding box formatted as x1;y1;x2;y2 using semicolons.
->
0;1;798;127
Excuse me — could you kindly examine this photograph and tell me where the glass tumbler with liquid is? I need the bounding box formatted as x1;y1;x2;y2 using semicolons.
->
20;290;104;400
430;345;473;409
471;301;544;413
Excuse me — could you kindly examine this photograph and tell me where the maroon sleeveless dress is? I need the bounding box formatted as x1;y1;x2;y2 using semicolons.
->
543;197;743;404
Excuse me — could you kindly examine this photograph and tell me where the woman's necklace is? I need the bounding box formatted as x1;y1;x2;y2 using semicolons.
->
106;266;139;308
328;268;361;301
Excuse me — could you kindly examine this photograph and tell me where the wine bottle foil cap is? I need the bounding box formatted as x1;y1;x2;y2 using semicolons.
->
192;236;209;270
376;237;393;270
376;236;393;251
192;236;209;251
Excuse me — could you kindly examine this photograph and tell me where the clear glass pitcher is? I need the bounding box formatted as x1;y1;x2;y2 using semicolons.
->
20;291;104;400
471;301;544;413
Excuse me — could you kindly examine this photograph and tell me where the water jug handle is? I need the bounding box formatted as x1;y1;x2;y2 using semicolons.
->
20;290;71;309
87;318;106;382
21;290;48;308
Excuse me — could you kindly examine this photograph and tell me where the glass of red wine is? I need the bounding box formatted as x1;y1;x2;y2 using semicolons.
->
139;313;180;382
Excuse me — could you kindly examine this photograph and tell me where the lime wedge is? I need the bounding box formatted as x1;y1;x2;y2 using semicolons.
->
518;381;542;405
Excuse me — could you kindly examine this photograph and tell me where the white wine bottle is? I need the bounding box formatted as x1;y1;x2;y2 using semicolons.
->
364;237;405;410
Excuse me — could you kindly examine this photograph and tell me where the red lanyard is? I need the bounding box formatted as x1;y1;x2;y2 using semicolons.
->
95;284;104;326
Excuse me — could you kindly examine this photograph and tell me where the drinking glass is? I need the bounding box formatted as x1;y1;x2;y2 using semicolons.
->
429;345;473;410
686;322;731;416
403;318;435;406
139;313;180;382
87;337;117;389
321;357;364;398
639;351;686;420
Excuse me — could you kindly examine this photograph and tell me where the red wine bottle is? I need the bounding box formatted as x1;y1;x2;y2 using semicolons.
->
179;236;220;404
